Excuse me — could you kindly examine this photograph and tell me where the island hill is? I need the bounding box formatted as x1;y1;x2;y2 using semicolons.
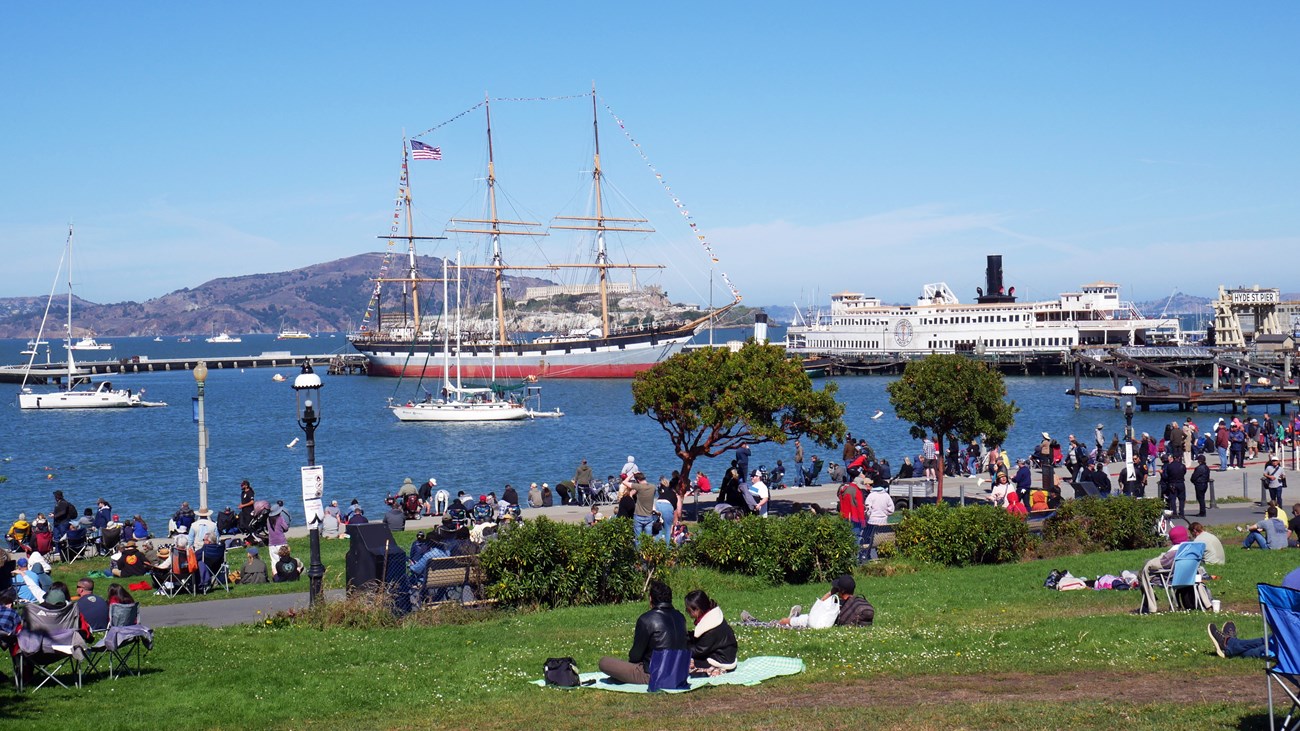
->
0;252;763;339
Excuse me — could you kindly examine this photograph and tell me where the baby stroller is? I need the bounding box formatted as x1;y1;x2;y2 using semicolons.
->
245;500;271;545
401;493;422;520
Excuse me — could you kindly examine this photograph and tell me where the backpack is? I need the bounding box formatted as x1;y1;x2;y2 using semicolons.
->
543;657;580;687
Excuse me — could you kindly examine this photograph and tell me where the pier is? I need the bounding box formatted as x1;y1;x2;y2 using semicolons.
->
0;352;368;384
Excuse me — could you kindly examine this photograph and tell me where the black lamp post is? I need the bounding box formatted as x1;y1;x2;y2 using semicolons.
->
1121;378;1138;488
293;359;325;606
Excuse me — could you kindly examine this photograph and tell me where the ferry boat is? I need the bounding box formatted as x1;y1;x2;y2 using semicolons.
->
65;335;112;351
785;255;1180;358
276;329;312;340
349;88;738;380
205;333;242;344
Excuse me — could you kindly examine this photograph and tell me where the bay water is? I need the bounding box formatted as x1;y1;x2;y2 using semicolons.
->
0;333;1260;526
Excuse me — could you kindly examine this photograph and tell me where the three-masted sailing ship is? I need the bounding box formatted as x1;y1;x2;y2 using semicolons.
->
349;90;738;379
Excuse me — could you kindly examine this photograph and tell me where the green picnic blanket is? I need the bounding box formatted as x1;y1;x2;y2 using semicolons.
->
531;655;805;693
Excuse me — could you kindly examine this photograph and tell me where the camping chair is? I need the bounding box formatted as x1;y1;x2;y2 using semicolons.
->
199;548;232;594
87;602;150;680
1259;583;1300;731
151;560;198;598
60;529;95;564
1070;479;1101;499
802;458;824;487
15;602;87;691
1162;542;1208;612
98;525;122;556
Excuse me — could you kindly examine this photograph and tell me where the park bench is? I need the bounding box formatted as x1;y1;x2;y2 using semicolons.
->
413;554;486;608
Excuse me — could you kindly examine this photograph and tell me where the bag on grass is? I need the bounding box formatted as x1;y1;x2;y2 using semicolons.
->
543;657;580;687
807;595;840;629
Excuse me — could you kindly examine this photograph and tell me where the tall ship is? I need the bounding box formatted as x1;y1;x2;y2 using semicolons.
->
785;255;1180;358
349;89;739;379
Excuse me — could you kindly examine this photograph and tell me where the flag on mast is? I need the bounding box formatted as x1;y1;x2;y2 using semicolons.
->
410;140;442;160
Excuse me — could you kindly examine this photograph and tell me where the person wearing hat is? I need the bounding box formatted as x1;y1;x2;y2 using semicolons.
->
94;498;113;532
190;507;217;548
12;558;44;603
239;546;268;584
419;477;437;515
111;539;150;578
748;470;770;518
322;500;343;539
862;478;894;555
573;459;594;500
238;479;256;534
1094;423;1107;461
1264;457;1285;505
471;495;494;524
397;477;419;497
216;506;240;536
267;503;289;553
6;513;30;551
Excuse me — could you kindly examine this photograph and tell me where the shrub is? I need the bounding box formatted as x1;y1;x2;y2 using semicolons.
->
679;512;856;584
892;503;1030;567
1042;497;1165;552
479;517;646;608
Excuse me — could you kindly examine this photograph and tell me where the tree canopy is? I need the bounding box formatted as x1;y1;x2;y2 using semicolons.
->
886;354;1018;498
631;341;846;480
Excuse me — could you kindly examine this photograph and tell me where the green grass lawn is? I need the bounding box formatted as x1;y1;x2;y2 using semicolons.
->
7;525;1295;730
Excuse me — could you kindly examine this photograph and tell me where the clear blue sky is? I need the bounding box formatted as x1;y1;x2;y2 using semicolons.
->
2;2;1297;311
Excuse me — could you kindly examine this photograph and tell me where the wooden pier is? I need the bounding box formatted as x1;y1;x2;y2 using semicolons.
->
0;353;368;385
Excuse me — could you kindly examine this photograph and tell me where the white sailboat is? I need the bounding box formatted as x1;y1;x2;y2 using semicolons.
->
389;254;529;422
18;227;165;410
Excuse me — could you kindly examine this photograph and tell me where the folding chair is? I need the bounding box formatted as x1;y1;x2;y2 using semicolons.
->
60;530;95;564
15;603;87;691
1163;542;1208;612
200;549;232;594
87;602;150;680
1260;583;1300;731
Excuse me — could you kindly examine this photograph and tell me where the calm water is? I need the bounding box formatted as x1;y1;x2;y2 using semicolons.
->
0;334;1273;526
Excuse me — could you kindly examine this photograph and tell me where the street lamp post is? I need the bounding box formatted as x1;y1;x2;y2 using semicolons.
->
193;361;209;513
293;359;325;606
1121;378;1138;490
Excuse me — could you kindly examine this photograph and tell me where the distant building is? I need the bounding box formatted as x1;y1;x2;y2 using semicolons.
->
521;282;632;302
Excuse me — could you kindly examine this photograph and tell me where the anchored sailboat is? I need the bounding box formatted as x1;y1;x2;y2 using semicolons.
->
18;227;165;410
349;88;740;379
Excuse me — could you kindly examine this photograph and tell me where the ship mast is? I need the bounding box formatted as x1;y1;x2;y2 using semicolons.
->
449;96;550;347
371;139;446;339
550;85;660;338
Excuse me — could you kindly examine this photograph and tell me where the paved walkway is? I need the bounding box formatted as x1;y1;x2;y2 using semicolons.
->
131;455;1300;629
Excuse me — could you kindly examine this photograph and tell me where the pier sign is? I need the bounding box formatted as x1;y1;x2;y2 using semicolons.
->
300;465;325;527
1229;289;1279;304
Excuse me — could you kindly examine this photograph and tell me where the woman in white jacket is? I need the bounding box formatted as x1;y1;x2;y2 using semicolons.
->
862;482;894;555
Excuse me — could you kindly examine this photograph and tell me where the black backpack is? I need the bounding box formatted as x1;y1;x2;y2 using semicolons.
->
543;657;579;687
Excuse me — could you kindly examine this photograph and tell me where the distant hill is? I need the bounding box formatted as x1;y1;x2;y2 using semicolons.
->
0;253;552;339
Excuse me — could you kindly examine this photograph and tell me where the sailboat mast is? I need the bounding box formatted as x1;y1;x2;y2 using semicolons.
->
455;250;464;393
441;256;451;395
403;140;421;336
590;87;611;338
485;99;508;346
66;225;75;392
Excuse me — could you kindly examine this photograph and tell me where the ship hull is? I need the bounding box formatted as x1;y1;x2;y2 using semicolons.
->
352;330;691;379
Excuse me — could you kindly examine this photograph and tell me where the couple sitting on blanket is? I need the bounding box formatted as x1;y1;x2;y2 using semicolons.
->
597;580;738;690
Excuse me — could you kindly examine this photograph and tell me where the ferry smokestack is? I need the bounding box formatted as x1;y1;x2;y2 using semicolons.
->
975;254;1016;304
753;313;769;344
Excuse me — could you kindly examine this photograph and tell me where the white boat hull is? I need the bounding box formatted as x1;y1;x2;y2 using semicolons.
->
390;401;529;422
20;389;138;409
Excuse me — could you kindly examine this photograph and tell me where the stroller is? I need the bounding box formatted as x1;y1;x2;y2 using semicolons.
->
245;500;271;545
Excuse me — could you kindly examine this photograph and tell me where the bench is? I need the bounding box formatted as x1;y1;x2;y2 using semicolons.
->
413;554;484;608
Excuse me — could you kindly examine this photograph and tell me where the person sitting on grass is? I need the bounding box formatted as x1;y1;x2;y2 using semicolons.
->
1242;505;1288;550
739;574;875;628
272;545;303;583
1191;522;1225;566
683;589;737;677
597;579;689;689
239;546;268;584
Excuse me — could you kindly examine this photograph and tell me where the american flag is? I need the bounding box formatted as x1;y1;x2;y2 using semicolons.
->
410;140;442;160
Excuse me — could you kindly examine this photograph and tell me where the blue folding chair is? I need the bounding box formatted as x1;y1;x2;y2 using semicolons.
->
1259;583;1300;730
1165;542;1208;611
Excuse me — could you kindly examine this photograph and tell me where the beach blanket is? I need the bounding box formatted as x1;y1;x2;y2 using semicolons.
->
532;655;804;693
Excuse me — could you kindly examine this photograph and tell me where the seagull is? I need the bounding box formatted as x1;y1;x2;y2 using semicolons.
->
871;410;884;420
286;437;299;449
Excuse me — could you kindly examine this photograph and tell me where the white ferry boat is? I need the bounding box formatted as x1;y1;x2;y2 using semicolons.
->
205;333;242;344
785;255;1180;358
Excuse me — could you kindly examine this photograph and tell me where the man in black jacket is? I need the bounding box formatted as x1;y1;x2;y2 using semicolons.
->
1190;455;1212;517
1162;454;1189;518
51;490;76;543
598;580;688;685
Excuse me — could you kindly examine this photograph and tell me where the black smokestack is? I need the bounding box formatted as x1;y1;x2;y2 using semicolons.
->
986;255;1003;296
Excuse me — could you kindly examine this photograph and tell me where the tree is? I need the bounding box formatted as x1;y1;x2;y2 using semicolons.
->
886;354;1018;499
631;341;846;484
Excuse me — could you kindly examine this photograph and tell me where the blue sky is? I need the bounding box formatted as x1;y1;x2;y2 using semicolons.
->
2;2;1297;311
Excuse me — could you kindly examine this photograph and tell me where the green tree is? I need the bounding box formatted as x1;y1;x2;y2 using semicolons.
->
632;340;846;482
886;354;1018;499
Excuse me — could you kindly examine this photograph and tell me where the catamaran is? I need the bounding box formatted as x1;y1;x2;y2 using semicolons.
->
349;88;739;379
18;227;165;410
